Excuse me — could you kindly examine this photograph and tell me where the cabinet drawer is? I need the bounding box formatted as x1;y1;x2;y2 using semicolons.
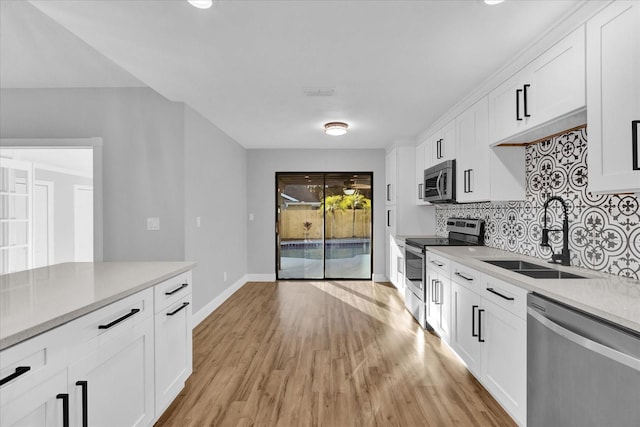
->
70;288;154;352
480;274;527;319
451;262;482;289
154;271;192;313
426;252;451;277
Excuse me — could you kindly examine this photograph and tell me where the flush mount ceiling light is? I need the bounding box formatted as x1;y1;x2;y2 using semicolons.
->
484;0;505;4
324;122;348;136
187;0;213;9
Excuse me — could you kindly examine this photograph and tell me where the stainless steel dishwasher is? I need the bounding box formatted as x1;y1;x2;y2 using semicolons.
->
527;293;640;427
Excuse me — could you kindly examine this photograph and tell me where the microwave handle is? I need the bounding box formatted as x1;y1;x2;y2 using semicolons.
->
436;170;443;198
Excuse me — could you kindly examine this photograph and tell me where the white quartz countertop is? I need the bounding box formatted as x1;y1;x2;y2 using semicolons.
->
424;246;640;333
0;261;196;350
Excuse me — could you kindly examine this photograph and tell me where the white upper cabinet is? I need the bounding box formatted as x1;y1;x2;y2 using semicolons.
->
586;0;640;194
456;97;491;202
415;140;431;205
489;26;586;145
430;120;456;165
385;149;397;205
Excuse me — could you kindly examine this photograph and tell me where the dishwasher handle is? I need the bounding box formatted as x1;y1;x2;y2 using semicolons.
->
528;308;640;372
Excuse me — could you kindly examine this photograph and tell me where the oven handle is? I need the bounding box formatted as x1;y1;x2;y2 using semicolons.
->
528;308;640;372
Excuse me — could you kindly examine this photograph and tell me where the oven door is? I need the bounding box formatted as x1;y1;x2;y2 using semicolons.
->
404;244;425;301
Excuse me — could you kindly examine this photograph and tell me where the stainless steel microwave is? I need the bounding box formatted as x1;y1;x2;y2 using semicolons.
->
423;159;456;203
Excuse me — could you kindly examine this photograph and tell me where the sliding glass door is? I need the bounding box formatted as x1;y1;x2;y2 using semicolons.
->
276;172;372;280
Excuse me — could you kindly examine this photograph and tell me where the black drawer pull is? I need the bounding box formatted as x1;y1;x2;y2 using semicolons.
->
76;381;88;427
633;120;639;171
56;393;70;427
478;309;485;343
430;260;444;267
167;302;190;316
165;283;189;296
454;271;474;281
0;366;30;386
516;88;523;121
472;305;478;337
523;84;531;117
486;287;515;301
98;308;140;329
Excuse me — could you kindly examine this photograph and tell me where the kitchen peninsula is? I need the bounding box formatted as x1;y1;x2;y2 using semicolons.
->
0;261;195;426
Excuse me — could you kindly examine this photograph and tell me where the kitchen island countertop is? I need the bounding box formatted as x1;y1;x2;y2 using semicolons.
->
424;245;640;334
0;261;196;350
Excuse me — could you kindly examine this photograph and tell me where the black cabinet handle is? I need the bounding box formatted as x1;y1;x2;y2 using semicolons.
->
56;393;70;427
516;88;523;121
165;283;188;296
633;120;639;171
0;366;30;386
437;139;443;159
467;169;473;193
430;260;444;267
431;279;436;303
478;309;485;342
167;302;190;316
486;287;515;301
387;210;391;227
437;281;443;305
472;305;478;337
454;271;474;281
386;184;391;201
76;381;88;427
98;308;140;329
418;183;423;200
523;84;531;118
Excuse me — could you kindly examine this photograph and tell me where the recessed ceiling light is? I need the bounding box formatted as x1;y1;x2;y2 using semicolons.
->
324;122;348;136
188;0;213;9
484;0;505;4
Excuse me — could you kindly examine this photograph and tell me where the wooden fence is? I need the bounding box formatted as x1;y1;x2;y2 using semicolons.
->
279;209;371;240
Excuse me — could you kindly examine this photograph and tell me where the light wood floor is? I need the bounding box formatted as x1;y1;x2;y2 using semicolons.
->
155;281;517;427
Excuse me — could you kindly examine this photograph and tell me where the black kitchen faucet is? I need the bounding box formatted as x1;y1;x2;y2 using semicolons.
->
540;195;571;266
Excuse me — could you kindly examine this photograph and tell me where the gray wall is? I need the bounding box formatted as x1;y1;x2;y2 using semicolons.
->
184;106;247;313
246;149;386;278
35;169;92;263
1;87;186;262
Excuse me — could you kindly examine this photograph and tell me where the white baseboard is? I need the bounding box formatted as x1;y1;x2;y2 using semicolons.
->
192;275;247;328
247;274;276;282
372;273;390;282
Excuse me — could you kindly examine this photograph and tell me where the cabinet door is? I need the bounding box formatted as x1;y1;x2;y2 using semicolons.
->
432;120;456;162
587;0;640;193
438;276;451;343
0;369;68;427
480;299;526;426
456;97;491;203
489;72;529;143
385;149;397;205
528;26;585;128
415;142;426;204
425;269;439;331
69;316;155;427
450;282;481;374
155;294;193;417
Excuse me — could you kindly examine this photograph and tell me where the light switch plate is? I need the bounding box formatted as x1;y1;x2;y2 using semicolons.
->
147;217;160;231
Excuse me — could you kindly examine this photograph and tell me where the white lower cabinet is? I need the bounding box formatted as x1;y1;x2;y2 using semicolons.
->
480;298;527;425
69;316;155;427
426;269;451;342
449;262;527;426
388;236;405;291
155;291;193;416
0;270;193;427
0;368;68;427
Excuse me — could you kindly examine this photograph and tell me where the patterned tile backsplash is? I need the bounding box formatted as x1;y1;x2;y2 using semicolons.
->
435;127;640;279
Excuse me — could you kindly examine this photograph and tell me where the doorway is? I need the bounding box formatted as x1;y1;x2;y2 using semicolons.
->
276;172;373;280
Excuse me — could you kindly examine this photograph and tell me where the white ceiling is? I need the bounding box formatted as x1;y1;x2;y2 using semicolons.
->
2;0;587;149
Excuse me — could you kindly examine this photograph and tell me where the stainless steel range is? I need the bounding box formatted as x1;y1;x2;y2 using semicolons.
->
403;218;485;327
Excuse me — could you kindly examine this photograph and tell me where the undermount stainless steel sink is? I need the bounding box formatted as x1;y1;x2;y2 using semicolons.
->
482;259;587;279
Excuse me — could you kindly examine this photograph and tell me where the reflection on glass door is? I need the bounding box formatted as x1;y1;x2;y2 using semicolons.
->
276;172;372;280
